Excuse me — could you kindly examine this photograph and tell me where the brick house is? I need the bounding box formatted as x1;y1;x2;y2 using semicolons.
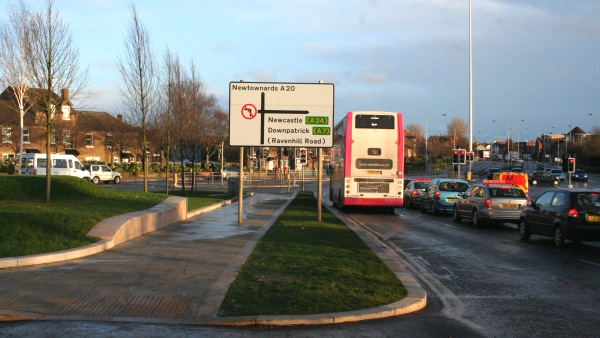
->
0;86;137;164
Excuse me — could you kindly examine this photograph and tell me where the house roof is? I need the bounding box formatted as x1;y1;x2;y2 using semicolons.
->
75;111;123;131
0;87;72;111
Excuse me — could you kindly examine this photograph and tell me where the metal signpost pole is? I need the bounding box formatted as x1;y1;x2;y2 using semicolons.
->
318;148;323;222
238;147;244;224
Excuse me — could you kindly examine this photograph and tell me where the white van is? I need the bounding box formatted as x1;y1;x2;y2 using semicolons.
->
20;153;91;180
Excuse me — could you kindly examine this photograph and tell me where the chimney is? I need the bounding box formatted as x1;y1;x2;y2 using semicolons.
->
117;114;123;122
61;88;69;101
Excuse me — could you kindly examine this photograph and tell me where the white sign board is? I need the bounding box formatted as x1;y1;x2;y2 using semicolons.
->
229;82;334;147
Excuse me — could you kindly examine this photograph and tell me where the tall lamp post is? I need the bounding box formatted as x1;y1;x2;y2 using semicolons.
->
492;119;525;167
425;114;447;173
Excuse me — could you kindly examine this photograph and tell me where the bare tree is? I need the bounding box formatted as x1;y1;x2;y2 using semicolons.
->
156;47;177;194
447;117;468;149
27;0;89;203
116;3;158;193
0;0;33;174
406;123;423;139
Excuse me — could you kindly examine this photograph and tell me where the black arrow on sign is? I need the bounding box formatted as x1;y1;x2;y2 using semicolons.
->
259;92;309;144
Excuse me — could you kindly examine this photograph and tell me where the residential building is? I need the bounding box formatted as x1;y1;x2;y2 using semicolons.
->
0;86;136;163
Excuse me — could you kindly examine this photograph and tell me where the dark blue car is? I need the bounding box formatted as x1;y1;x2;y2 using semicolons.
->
572;169;588;182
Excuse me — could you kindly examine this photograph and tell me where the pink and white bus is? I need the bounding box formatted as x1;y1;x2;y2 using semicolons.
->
329;111;405;212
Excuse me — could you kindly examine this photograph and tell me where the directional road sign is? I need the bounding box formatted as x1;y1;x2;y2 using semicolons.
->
229;82;334;147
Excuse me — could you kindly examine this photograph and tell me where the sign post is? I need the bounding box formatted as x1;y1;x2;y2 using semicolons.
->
229;82;334;222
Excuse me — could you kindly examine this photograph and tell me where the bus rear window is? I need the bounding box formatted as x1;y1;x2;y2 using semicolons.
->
355;115;395;129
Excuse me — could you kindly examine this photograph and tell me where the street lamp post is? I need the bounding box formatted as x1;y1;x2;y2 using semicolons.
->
425;114;447;173
492;119;525;167
566;123;571;157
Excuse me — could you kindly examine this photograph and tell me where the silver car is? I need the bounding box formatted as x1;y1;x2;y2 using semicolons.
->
84;164;121;184
221;166;240;179
453;183;529;226
549;169;565;181
403;178;430;209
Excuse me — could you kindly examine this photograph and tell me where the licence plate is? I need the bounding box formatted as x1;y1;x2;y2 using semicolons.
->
447;198;457;203
588;215;600;222
500;204;518;209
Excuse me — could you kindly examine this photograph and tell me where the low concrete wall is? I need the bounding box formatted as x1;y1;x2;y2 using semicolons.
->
87;196;187;246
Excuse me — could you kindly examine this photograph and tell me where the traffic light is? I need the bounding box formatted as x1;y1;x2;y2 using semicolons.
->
459;149;466;164
466;151;474;162
452;149;459;164
568;157;575;172
299;148;307;164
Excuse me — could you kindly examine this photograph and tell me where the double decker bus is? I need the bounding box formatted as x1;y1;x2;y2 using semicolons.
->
329;111;405;212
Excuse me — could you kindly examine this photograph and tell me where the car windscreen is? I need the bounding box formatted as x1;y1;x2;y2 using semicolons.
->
439;182;469;192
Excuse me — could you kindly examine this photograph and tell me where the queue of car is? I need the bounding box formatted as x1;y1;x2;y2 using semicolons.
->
404;165;600;248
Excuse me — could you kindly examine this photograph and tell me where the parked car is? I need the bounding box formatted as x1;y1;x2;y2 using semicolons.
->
220;166;240;179
529;171;559;186
518;188;600;247
421;178;470;215
453;183;529;226
486;167;501;180
549;169;565;181
84;164;121;184
572;169;588;182
403;178;430;209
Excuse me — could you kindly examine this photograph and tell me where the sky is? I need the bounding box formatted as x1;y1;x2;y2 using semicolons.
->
2;0;599;144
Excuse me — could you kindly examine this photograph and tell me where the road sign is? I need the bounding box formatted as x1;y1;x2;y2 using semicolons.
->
229;82;334;147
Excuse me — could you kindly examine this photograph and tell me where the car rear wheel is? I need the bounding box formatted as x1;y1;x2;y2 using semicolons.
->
92;176;100;184
114;176;121;184
519;219;531;241
453;206;462;222
554;225;565;248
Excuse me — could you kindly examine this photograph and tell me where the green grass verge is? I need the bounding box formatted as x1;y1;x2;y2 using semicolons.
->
0;175;169;258
0;176;237;258
166;189;231;211
219;192;407;316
